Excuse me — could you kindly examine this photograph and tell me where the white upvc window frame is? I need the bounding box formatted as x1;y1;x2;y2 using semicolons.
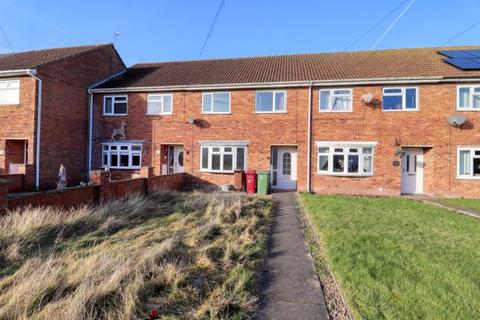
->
382;87;419;112
319;88;353;112
457;147;480;179
202;92;231;114
199;141;248;173
255;90;287;113
315;141;377;177
146;93;173;115
101;142;142;169
457;85;480;111
0;79;20;105
103;95;128;116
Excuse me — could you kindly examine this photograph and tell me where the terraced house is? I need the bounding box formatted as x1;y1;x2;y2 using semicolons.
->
0;44;125;190
89;45;480;197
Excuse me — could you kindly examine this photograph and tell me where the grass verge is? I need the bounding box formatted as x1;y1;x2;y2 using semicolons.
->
301;194;480;320
0;191;273;320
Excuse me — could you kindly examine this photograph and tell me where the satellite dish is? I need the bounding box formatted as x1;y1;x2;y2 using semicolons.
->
447;114;466;127
187;117;196;124
361;93;373;104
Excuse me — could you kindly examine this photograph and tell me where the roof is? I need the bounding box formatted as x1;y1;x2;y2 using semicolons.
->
0;44;117;71
96;45;480;89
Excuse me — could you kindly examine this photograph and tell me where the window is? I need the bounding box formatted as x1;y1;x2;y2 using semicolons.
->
282;152;291;175
256;91;286;113
102;143;142;169
319;89;352;112
103;95;128;115
147;94;173;115
457;85;480;110
202;92;230;113
0;79;20;105
200;143;247;173
316;142;375;176
382;87;418;111
457;147;480;178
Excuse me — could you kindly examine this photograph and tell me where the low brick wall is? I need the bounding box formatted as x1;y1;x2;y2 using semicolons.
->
0;174;24;193
149;173;185;193
1;172;186;213
8;186;98;211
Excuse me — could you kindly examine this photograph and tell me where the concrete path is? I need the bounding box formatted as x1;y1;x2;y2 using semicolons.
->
256;192;329;320
413;197;480;220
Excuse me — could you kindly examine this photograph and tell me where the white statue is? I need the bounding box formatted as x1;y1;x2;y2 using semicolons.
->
57;164;67;190
111;121;127;141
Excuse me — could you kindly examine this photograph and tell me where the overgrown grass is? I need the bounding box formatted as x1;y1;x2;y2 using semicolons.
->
439;198;480;212
301;194;480;320
0;191;273;320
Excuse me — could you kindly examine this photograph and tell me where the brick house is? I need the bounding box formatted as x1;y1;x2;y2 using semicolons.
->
0;44;125;190
87;46;480;197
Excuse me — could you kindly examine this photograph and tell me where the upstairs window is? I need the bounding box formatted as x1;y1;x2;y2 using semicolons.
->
200;142;247;173
256;91;286;113
458;147;480;178
202;92;230;114
457;85;480;110
319;89;352;112
102;143;142;169
0;79;20;105
147;94;173;115
382;87;418;111
104;95;128;115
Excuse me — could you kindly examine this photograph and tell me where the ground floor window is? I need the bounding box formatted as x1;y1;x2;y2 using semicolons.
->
316;141;376;176
458;147;480;178
200;141;248;173
102;143;142;169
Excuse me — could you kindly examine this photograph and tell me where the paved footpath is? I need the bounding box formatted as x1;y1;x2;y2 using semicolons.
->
256;192;329;320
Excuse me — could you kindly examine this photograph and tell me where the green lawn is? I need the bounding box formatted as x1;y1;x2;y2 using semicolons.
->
301;194;480;320
439;198;480;212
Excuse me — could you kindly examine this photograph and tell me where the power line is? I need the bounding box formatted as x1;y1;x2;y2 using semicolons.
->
198;0;226;59
0;23;13;51
441;19;480;46
344;0;409;51
370;0;416;50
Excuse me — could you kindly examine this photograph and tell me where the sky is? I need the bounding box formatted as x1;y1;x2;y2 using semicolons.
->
0;0;479;66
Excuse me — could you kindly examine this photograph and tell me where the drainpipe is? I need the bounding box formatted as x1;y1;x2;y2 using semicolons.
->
306;81;313;193
88;90;93;174
27;70;42;190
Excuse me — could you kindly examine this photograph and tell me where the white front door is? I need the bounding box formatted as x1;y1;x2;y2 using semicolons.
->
168;146;184;173
273;147;297;190
401;148;424;194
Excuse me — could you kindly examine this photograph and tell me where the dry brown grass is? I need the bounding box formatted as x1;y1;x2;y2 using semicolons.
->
0;191;273;320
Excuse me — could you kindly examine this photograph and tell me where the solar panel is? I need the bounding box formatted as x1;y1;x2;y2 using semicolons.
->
438;50;476;58
444;58;480;70
462;50;480;58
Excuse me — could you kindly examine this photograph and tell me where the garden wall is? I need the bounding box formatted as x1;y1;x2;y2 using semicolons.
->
1;172;185;213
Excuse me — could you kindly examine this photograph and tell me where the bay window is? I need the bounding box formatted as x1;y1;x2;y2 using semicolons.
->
458;147;480;178
102;143;142;169
316;142;376;176
200;141;248;173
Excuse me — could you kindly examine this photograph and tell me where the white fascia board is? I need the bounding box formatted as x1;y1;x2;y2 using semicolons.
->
0;69;35;77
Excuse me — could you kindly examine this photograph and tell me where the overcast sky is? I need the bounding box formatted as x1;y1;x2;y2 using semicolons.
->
0;0;479;66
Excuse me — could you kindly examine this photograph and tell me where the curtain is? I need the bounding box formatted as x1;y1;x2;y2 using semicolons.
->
459;150;471;176
332;95;351;111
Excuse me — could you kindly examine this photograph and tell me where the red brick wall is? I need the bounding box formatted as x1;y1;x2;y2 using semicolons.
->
0;76;37;175
0;174;24;193
99;178;147;202
37;45;125;190
149;173;185;193
92;83;480;197
8;185;98;210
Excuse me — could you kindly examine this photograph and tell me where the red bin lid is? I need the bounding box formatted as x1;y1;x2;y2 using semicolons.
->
246;170;257;175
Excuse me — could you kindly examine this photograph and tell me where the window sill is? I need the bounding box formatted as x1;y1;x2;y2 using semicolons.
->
146;113;173;116
102;114;128;117
456;108;480;112
316;172;373;177
318;110;353;113
199;169;235;174
101;166;141;170
381;109;419;112
0;103;20;106
201;112;232;115
456;176;480;180
255;110;288;114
